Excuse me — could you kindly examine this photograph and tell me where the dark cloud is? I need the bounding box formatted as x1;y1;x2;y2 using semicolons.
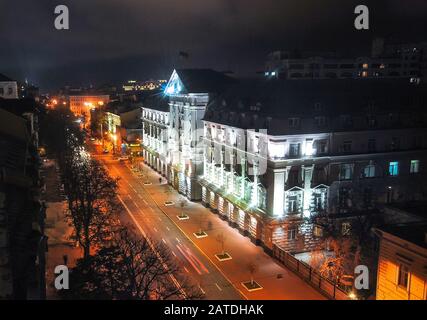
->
0;0;426;89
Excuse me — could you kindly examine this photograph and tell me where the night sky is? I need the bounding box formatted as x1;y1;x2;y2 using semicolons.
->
1;0;426;90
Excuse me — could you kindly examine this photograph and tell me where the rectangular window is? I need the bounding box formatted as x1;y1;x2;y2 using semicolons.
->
363;164;376;178
340;164;353;180
341;222;351;236
313;225;323;237
397;265;409;289
314;116;326;127
287;228;297;240
391;137;400;151
368;139;376;153
342;141;352;153
318;140;327;154
389;161;399;176
410;160;420;174
289;143;300;157
289;118;300;129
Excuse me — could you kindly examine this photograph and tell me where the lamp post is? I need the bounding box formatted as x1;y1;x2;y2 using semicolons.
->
111;134;117;154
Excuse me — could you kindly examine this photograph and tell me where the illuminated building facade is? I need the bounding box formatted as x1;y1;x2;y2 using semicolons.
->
163;69;233;200
68;95;110;127
141;95;170;176
200;79;427;252
375;224;427;300
123;79;167;92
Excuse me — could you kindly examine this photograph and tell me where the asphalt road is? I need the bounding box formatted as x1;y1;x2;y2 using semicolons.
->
100;155;244;300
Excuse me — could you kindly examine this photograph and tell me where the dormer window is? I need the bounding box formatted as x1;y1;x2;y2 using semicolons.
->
289;118;300;129
314;116;326;127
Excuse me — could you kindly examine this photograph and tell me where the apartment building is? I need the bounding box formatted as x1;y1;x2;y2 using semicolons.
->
266;40;427;82
199;79;427;252
375;223;427;300
0;103;46;299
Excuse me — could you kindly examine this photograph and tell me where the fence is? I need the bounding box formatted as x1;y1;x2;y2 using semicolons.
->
272;244;350;300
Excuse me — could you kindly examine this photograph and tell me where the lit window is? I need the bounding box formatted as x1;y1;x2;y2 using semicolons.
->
340;164;353;180
397;265;409;289
389;161;399;176
289;143;300;157
410;160;420;174
341;222;351;235
313;225;323;237
363;164;376;178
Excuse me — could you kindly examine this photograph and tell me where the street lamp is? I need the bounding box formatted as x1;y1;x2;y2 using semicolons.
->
111;133;117;154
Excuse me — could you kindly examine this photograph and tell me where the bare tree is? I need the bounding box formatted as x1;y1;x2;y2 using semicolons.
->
61;226;202;300
63;152;120;260
216;232;227;255
247;262;258;286
179;198;188;218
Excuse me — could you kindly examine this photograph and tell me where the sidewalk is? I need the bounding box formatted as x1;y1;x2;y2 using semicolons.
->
130;162;325;300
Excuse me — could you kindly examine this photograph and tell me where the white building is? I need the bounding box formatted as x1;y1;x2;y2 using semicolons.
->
0;73;18;99
200;79;427;252
142;95;170;176
162;69;233;200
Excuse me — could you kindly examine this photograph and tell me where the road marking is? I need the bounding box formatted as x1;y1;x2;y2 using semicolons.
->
215;283;222;291
166;226;170;231
150;207;155;212
153;227;158;232
117;195;186;298
176;244;202;275
162;238;167;245
143;199;148;205
176;237;181;243
158;217;162;221
199;286;206;295
183;267;189;273
172;251;177;257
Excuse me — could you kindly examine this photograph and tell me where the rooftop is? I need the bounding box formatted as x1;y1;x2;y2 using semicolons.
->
378;223;427;250
173;69;235;94
204;78;427;135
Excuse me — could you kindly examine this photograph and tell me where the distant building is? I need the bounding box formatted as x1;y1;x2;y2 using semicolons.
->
122;79;167;92
0;74;18;99
374;223;427;300
68;95;110;128
265;39;427;82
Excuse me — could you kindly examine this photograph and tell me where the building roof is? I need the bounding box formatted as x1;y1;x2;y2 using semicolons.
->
203;78;427;135
378;223;427;250
142;92;169;113
173;69;235;93
0;73;14;82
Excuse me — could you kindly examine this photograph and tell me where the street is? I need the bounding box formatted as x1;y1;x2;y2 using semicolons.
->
95;148;325;300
